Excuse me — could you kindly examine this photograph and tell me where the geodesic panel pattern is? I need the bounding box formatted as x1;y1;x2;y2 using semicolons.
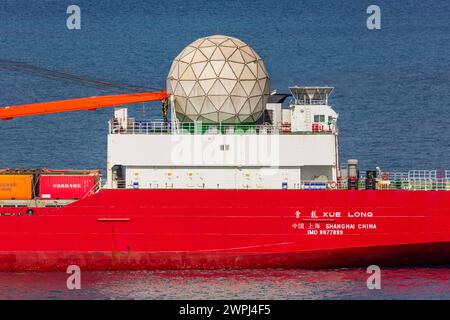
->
167;35;270;124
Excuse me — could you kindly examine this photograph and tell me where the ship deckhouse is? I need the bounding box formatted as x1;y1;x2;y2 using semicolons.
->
107;90;339;190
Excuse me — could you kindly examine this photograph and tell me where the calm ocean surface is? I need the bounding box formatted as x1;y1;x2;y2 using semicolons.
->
0;268;448;300
0;0;449;299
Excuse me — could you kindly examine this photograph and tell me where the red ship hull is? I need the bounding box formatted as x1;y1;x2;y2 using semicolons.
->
0;189;449;271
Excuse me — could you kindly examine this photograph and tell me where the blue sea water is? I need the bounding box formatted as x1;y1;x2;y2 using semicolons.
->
0;268;448;300
0;0;449;299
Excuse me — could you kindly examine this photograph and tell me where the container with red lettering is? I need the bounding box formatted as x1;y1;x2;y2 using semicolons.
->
39;175;97;200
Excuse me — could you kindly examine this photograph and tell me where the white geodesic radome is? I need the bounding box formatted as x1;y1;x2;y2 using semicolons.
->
167;35;270;124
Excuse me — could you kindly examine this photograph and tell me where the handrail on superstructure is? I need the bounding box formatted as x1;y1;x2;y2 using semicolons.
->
108;120;337;135
106;177;450;191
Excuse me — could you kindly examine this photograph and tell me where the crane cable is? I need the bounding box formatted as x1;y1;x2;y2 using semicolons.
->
0;59;163;93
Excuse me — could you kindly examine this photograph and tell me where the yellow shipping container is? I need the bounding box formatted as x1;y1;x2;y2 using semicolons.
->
0;175;33;200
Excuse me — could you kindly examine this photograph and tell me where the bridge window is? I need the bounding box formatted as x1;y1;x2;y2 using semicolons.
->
314;115;325;123
328;116;334;125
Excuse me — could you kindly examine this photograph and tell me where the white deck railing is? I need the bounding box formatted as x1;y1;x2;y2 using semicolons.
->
109;120;336;136
107;174;450;191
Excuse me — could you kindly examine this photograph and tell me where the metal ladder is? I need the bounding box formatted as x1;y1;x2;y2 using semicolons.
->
305;107;312;131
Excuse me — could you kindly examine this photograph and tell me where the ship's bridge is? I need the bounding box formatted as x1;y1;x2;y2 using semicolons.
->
286;86;338;133
289;86;333;105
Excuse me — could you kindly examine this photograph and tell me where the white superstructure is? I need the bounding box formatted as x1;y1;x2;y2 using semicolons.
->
106;86;339;190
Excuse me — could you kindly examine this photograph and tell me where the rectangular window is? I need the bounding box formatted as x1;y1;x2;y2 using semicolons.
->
328;116;334;125
314;115;325;122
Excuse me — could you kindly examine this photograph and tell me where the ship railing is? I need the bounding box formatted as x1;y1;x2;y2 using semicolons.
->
374;180;450;191
303;176;450;191
109;119;171;135
350;170;450;191
107;175;450;191
82;177;103;199
109;120;336;136
291;99;327;105
108;180;332;190
107;179;450;191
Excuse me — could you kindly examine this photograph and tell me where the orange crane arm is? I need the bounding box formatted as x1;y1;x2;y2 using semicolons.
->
0;90;168;120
